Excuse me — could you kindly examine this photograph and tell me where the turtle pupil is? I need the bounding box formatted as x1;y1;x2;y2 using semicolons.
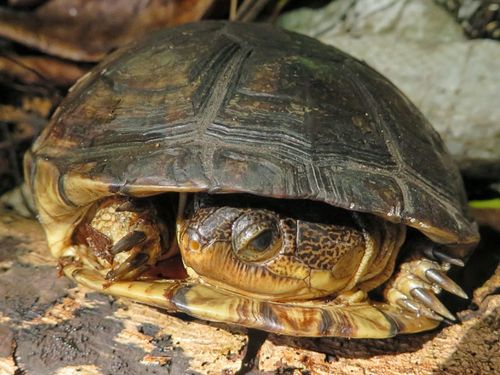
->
251;230;273;251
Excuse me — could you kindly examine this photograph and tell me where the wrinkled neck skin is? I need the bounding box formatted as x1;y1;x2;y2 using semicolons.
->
176;193;406;302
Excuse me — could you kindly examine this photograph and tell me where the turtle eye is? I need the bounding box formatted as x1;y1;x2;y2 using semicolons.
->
250;229;273;251
232;211;282;263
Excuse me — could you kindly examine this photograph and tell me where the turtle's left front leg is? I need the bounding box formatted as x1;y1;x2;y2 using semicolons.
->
384;248;467;321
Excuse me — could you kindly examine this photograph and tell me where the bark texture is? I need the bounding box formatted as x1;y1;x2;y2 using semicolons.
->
0;209;498;375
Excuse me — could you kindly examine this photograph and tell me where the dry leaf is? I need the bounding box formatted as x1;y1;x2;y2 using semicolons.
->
0;0;215;61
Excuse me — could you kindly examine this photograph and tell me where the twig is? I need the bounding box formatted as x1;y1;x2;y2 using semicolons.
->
269;0;290;23
230;0;238;21
239;0;272;22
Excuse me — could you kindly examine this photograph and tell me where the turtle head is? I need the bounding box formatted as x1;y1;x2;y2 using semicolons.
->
177;202;375;301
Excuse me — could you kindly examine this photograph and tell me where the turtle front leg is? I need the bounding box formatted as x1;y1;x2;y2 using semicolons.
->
383;248;467;321
74;196;175;282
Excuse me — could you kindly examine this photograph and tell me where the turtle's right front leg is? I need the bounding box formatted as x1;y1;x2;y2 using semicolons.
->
74;196;175;282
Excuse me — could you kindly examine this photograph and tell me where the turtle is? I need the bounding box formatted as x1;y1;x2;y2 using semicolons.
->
24;21;479;338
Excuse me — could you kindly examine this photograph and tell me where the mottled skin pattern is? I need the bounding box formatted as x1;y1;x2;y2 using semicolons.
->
82;193;404;302
71;193;468;335
295;222;366;271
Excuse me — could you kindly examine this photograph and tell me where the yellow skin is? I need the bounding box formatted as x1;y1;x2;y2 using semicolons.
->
55;193;469;338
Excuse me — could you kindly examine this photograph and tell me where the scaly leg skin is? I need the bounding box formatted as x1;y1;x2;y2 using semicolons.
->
74;197;172;282
384;248;467;322
62;263;441;338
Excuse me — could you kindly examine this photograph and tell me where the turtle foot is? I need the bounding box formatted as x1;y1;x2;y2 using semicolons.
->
75;197;169;282
384;252;467;321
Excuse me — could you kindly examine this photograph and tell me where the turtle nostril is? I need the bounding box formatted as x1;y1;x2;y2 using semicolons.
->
184;229;203;252
190;239;201;251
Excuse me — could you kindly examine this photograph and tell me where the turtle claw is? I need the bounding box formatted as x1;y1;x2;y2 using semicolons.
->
425;269;467;299
116;199;148;213
396;296;443;321
385;251;466;321
111;230;147;255
396;297;419;314
410;287;455;321
79;197;168;282
423;247;465;267
106;252;150;281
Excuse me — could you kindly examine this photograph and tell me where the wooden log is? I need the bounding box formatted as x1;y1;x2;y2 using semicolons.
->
0;209;498;375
